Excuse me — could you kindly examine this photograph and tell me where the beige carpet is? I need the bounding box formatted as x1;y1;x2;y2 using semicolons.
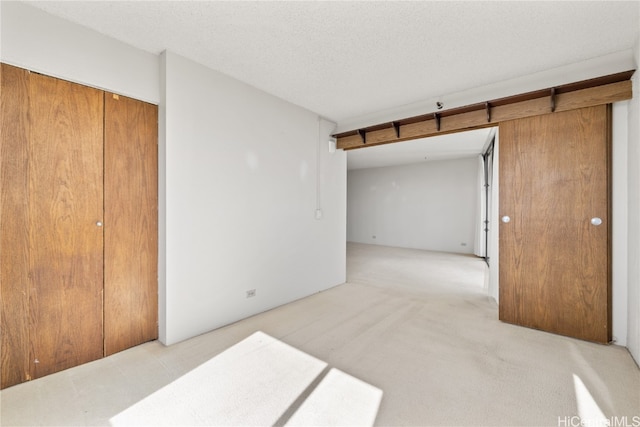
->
1;243;638;426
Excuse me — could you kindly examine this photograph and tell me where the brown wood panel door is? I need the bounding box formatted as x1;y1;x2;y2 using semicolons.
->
104;93;158;356
28;73;105;378
499;105;611;343
1;64;31;388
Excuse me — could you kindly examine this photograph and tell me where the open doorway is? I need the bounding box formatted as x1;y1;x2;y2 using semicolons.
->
345;127;497;297
346;128;496;255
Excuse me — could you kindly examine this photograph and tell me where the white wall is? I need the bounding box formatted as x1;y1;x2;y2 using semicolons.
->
0;1;159;104
347;157;478;254
612;103;629;346
1;2;347;348
627;35;640;363
161;51;346;345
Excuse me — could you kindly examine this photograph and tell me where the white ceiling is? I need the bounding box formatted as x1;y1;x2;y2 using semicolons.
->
24;0;639;125
346;127;494;170
22;0;638;170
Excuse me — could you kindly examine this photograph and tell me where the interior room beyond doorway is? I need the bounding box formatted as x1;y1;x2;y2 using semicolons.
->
346;127;495;296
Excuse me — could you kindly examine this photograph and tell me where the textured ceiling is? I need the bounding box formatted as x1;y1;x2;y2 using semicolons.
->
21;1;639;170
24;0;640;125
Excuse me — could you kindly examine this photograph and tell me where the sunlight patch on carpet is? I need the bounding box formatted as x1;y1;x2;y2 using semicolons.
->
110;331;326;426
285;368;383;426
109;331;382;426
573;374;608;427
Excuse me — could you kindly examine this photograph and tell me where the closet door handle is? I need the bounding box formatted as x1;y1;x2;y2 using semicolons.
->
96;221;103;227
501;216;511;223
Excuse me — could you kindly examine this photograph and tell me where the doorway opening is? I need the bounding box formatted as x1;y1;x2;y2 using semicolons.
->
345;127;498;296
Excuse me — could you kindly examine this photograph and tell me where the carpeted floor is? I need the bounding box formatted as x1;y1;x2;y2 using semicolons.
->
1;243;638;426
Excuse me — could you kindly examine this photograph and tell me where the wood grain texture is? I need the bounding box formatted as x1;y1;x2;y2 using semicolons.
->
499;106;610;343
104;93;158;356
1;64;31;388
28;73;104;378
338;80;631;150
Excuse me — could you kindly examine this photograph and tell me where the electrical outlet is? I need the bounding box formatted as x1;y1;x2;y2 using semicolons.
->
246;289;256;298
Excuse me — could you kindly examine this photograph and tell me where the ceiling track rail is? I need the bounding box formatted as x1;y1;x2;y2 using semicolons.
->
334;70;635;150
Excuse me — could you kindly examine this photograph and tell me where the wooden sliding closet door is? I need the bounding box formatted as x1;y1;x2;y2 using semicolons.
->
104;93;158;356
1;64;31;388
28;72;105;378
1;64;158;389
499;105;611;343
1;65;104;385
